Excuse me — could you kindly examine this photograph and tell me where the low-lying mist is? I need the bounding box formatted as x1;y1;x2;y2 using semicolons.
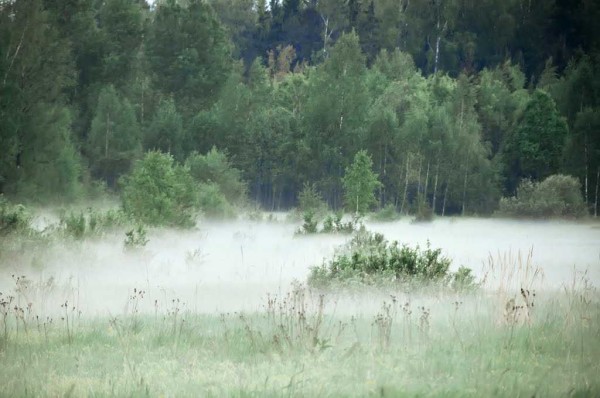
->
1;215;599;316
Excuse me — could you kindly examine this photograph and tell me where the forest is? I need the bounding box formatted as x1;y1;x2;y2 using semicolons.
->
1;0;599;217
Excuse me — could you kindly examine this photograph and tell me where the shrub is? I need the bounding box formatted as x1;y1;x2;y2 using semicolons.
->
57;208;132;239
296;212;360;235
498;174;587;218
371;204;401;222
321;213;359;234
186;147;247;205
296;210;318;234
412;196;434;223
0;196;31;235
197;182;235;219
120;151;198;227
124;224;149;249
298;182;328;216
308;229;475;290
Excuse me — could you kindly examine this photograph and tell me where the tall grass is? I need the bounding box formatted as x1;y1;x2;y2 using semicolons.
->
0;260;598;397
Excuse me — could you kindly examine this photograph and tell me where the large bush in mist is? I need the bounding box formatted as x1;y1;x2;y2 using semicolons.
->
308;228;474;290
498;174;587;218
120;151;198;227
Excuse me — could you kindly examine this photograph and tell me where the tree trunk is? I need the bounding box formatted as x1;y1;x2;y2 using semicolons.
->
423;160;430;202
400;154;411;214
584;136;589;206
417;155;422;196
595;166;599;218
434;35;441;74
461;156;469;216
432;160;440;214
105;112;110;158
442;181;449;217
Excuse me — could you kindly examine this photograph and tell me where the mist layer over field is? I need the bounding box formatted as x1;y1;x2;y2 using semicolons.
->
1;216;598;316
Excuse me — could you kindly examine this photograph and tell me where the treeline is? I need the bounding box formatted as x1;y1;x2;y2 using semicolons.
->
0;0;599;216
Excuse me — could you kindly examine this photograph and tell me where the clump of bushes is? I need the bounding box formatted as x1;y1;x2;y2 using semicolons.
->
296;212;361;235
498;174;587;218
308;228;477;291
0;196;31;235
57;208;132;239
186;147;247;208
412;196;434;223
370;204;401;222
120;149;247;227
120;151;198;227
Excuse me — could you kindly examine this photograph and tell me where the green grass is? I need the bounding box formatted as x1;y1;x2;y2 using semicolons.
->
0;285;598;397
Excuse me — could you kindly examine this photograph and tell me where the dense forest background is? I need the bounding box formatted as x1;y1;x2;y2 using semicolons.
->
1;0;599;216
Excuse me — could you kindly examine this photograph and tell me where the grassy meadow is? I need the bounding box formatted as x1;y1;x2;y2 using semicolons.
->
0;214;599;397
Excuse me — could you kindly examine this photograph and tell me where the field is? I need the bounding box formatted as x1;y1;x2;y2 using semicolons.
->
1;216;599;397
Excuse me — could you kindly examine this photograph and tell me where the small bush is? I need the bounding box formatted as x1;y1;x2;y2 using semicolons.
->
308;229;475;290
371;204;401;222
298;182;328;216
296;210;318;234
412;196;434;223
451;266;478;292
120;151;198;227
186;148;247;205
197;182;235;219
498;174;587;218
0;196;31;235
124;224;149;249
57;208;132;239
296;212;360;235
322;213;359;234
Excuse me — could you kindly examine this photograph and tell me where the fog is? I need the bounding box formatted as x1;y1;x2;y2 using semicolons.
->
1;216;599;316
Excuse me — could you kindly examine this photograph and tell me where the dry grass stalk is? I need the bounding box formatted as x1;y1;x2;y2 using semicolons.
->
481;248;544;326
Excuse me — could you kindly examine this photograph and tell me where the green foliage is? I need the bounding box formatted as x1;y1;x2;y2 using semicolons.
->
124;224;149;249
0;197;31;236
297;210;318;234
185;148;247;206
146;0;231;115
121;151;198;227
145;98;184;159
413;196;434;223
342;150;382;215
297;182;328;216
452;266;478;292
57;208;132;239
87;85;141;187
370;204;401;222
498;174;587;218
503;90;568;193
296;211;360;235
308;229;471;290
321;213;359;234
197;182;235;219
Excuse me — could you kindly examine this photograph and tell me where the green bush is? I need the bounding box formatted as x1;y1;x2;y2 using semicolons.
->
186;147;247;205
412;196;434;223
298;182;328;216
308;229;475;290
371;204;401;222
296;210;318;234
321;213;359;234
57;208;132;239
121;151;198;227
124;224;149;249
197;182;235;219
498;174;587;218
0;196;31;235
296;212;360;235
